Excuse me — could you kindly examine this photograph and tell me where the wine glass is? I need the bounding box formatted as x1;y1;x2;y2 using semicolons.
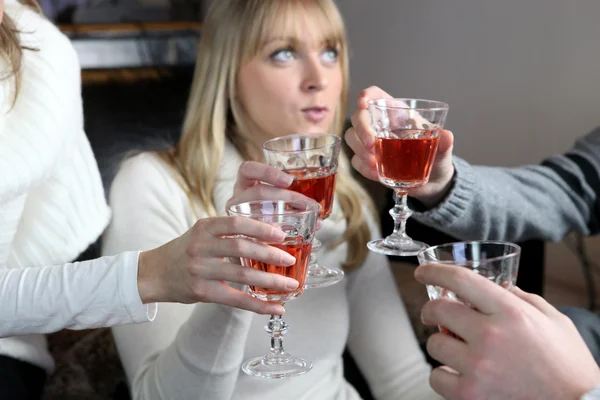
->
228;200;320;379
263;133;344;289
368;98;449;256
417;240;521;339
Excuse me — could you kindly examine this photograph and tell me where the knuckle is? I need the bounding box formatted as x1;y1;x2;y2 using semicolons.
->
470;354;493;376
239;161;254;176
453;268;474;291
555;312;575;327
504;303;530;324
344;127;355;141
231;239;247;254
426;334;444;357
479;324;503;347
191;283;209;301
192;218;207;234
457;381;480;400
264;165;279;181
228;216;244;232
255;184;271;199
422;299;442;322
234;265;251;282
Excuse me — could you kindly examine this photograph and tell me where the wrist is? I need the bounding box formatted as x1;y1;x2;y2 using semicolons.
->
137;249;165;304
414;169;456;209
575;380;600;400
572;373;600;400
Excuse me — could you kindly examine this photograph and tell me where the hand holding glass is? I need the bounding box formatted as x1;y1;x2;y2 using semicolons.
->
417;240;521;339
368;98;449;256
228;200;320;379
263;133;343;289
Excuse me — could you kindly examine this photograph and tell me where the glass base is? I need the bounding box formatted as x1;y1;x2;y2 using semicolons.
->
367;238;429;257
304;266;344;289
241;354;312;379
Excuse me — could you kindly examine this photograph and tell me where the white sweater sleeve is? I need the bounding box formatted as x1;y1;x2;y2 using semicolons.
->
345;218;441;400
0;252;154;337
0;5;82;203
582;385;600;399
103;154;253;400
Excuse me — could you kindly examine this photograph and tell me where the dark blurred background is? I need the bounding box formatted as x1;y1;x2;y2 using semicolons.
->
38;1;600;398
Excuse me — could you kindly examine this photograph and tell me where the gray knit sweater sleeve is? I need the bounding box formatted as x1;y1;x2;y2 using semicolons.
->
412;128;600;242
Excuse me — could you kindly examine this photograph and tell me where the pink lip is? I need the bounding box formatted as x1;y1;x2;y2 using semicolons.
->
302;107;329;123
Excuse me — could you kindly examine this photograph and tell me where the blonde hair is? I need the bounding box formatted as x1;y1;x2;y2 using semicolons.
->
158;0;375;271
0;0;41;106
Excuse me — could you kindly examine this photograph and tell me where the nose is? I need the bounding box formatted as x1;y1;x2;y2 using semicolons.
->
301;55;328;93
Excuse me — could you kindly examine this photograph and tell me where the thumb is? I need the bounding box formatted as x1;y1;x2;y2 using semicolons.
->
427;129;454;184
437;129;454;157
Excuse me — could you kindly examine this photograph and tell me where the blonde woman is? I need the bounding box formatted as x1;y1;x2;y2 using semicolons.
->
102;1;440;399
0;1;298;397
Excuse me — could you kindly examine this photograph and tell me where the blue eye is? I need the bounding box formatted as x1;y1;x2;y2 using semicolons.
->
321;48;339;63
270;48;295;62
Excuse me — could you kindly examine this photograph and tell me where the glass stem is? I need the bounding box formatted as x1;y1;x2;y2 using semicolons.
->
308;238;321;270
266;313;289;359
388;191;412;244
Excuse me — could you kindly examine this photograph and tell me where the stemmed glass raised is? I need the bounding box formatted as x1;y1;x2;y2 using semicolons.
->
228;200;320;378
263;133;343;289
367;98;449;256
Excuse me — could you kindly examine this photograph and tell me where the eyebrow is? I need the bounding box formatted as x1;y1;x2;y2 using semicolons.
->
261;35;339;49
262;36;300;46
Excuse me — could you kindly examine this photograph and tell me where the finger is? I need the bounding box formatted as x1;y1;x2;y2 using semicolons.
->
414;264;515;315
214;238;297;267
426;332;471;374
356;85;393;109
429;366;461;400
344;127;374;157
205;216;288;243
345;128;379;180
316;219;323;230
421;298;483;343
511;286;557;316
205;262;300;291
204;282;286;315
351;155;379;182
226;184;315;212
437;129;454;155
350;108;375;149
236;161;293;190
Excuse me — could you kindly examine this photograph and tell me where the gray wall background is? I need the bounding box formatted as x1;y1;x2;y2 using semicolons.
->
338;0;600;166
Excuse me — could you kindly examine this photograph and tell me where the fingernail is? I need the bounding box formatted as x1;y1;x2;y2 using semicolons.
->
282;253;296;266
420;310;429;325
273;229;287;241
266;303;286;315
272;305;286;315
279;174;294;187
414;267;423;281
285;279;299;290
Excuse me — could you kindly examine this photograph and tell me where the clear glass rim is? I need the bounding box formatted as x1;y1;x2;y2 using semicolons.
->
417;240;522;263
368;98;449;112
262;133;341;153
227;200;321;217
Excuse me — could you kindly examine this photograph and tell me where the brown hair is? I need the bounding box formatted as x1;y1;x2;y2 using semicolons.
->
0;0;42;106
157;0;375;271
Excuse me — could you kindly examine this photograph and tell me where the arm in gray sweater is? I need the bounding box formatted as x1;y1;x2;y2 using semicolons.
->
413;127;600;242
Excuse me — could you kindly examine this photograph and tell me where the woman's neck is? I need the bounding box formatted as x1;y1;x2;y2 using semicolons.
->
244;141;264;162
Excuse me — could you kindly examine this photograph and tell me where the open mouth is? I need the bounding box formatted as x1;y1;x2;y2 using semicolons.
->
302;107;328;123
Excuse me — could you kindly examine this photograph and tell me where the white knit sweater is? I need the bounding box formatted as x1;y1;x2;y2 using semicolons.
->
0;3;111;372
102;142;441;400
